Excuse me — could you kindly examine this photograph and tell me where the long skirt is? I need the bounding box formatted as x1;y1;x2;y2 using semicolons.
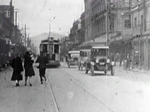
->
25;67;35;77
11;71;23;81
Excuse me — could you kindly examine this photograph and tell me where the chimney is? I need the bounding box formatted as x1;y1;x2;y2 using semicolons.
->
10;0;12;6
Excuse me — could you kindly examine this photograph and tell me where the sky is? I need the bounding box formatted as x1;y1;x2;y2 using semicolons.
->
0;0;84;37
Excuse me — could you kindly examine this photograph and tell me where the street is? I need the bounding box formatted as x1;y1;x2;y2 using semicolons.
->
0;62;150;112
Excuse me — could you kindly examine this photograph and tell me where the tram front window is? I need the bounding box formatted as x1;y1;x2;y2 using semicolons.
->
43;44;48;53
54;44;59;53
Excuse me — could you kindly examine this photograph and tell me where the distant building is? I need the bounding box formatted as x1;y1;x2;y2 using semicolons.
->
69;19;81;44
0;0;14;25
131;0;150;70
0;0;26;56
80;12;85;44
84;0;93;42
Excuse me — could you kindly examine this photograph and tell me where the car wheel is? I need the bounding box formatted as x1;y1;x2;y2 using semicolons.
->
85;69;88;74
91;69;94;76
111;67;114;76
68;63;70;68
104;70;107;75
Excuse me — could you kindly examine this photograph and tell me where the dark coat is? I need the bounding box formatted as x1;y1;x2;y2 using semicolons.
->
36;55;48;69
10;57;23;81
36;55;48;76
24;52;35;77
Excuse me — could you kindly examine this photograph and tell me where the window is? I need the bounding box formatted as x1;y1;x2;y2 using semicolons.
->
141;15;143;30
135;17;137;27
124;19;131;28
0;20;2;28
5;10;10;18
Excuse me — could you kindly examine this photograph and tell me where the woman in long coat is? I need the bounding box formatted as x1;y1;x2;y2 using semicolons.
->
10;55;23;87
24;51;35;86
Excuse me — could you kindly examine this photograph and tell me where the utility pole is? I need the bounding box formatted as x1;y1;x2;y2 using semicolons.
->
143;0;146;31
105;0;108;46
25;25;27;47
15;11;18;26
48;19;51;37
48;16;56;38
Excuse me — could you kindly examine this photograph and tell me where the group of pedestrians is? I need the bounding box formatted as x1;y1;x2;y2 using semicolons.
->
10;48;48;87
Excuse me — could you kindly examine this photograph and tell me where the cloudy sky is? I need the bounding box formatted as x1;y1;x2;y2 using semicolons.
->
0;0;84;37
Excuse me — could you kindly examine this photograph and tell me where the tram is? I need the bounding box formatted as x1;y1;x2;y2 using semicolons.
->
40;37;61;67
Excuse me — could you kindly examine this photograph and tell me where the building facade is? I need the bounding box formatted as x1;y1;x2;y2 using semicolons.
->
0;0;27;59
131;0;150;70
84;0;93;42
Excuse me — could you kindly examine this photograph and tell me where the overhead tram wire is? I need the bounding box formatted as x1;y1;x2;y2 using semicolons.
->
38;0;48;14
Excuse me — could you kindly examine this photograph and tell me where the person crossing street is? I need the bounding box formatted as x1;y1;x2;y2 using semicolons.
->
36;53;48;84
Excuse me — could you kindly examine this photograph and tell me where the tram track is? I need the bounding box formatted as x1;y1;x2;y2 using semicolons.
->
61;69;115;112
46;75;60;112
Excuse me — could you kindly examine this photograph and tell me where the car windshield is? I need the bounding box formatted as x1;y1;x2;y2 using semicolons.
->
70;53;79;58
92;49;107;57
80;51;88;57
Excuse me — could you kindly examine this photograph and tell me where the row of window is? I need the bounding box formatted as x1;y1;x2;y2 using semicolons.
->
134;15;143;27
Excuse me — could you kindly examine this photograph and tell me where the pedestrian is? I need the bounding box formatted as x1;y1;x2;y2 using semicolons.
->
24;48;35;86
36;53;48;84
126;54;131;70
10;53;23;87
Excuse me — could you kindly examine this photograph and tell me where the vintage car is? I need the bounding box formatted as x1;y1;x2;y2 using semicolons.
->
67;50;80;68
78;49;91;71
85;46;115;76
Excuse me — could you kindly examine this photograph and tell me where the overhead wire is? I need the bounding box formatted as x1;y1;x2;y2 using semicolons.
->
38;0;48;14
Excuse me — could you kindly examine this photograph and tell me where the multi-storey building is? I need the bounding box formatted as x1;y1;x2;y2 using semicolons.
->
69;19;81;43
68;19;82;50
84;0;93;42
79;12;85;44
0;0;14;26
0;0;26;57
84;0;132;42
91;0;107;43
90;0;132;60
131;0;150;70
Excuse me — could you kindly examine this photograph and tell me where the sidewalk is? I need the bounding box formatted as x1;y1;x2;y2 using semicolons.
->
114;64;150;85
0;67;56;112
115;62;150;73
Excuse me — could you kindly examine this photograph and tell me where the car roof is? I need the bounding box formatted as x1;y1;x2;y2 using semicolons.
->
92;46;109;49
68;50;80;54
80;49;91;52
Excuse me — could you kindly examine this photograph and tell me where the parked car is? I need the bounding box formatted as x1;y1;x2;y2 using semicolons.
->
85;46;115;76
78;49;91;71
67;50;80;68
